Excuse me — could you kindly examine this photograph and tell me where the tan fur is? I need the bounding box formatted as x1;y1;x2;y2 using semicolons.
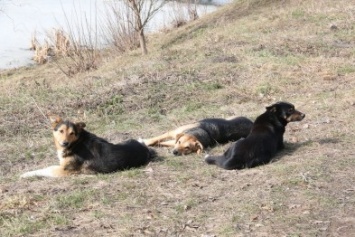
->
142;123;198;146
287;110;305;122
142;122;204;155
174;133;203;155
50;116;85;150
54;29;70;56
142;116;251;156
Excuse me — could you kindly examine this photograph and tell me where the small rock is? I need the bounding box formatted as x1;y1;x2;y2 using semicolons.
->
330;24;338;30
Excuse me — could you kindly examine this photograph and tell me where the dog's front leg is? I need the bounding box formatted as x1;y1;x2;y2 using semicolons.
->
141;132;176;146
142;124;198;146
158;140;176;147
20;165;69;178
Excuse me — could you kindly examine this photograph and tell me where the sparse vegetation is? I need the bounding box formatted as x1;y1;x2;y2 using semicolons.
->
102;2;139;53
29;0;171;75
123;0;166;55
1;0;355;236
30;5;101;76
169;0;200;28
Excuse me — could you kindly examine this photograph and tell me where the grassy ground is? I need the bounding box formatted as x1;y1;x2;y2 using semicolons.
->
1;0;355;236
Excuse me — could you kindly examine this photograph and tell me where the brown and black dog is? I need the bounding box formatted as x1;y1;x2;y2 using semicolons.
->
141;116;253;156
21;116;156;178
205;102;305;169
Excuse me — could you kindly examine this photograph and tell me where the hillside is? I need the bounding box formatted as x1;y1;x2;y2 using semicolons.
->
1;0;355;236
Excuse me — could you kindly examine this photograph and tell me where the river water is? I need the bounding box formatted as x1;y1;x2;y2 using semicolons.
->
0;0;231;69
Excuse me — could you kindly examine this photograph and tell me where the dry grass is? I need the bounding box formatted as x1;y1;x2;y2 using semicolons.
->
30;3;101;76
1;0;355;236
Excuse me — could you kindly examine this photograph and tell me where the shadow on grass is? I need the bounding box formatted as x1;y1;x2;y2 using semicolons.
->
272;140;311;163
148;148;165;163
316;138;341;144
272;137;341;164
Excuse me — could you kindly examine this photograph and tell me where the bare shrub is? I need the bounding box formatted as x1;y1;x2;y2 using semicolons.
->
170;1;188;28
102;2;139;53
169;0;199;28
187;0;199;21
30;33;38;51
32;42;50;65
30;0;168;73
122;0;166;55
55;4;101;77
30;32;54;65
53;29;71;56
30;3;101;76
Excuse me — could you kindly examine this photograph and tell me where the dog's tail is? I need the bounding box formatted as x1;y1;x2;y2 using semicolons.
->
205;154;240;170
148;147;158;161
131;139;158;162
205;154;220;165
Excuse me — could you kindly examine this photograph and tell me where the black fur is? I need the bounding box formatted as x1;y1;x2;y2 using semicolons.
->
63;128;156;173
205;102;305;170
184;117;253;148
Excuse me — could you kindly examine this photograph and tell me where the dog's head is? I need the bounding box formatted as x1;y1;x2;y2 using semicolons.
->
172;133;203;156
49;116;86;149
266;102;305;124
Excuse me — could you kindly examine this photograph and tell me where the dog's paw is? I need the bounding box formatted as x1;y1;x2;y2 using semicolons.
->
20;171;35;179
138;138;147;145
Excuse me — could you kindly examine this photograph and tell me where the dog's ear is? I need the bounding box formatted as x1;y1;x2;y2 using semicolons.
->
195;141;204;155
266;105;277;113
175;133;185;143
49;115;62;129
75;122;86;133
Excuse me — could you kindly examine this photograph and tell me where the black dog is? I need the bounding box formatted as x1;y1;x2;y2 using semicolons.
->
172;117;254;156
142;116;253;155
205;102;305;169
21;116;156;178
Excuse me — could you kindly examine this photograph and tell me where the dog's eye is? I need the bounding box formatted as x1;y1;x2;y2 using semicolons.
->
59;130;64;133
288;108;294;113
69;132;75;136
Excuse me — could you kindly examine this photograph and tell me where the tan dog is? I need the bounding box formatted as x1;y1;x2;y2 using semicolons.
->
142;117;253;156
21;116;155;178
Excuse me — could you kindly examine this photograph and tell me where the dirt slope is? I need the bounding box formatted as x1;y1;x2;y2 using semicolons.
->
1;0;354;236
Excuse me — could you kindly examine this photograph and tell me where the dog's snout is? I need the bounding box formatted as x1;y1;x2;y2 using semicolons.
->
172;150;179;156
301;113;305;119
62;142;69;147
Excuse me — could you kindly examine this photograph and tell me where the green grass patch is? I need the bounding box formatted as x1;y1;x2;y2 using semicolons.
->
54;190;94;209
256;82;275;96
0;211;69;237
291;9;306;19
122;168;142;178
337;65;355;75
164;158;186;170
